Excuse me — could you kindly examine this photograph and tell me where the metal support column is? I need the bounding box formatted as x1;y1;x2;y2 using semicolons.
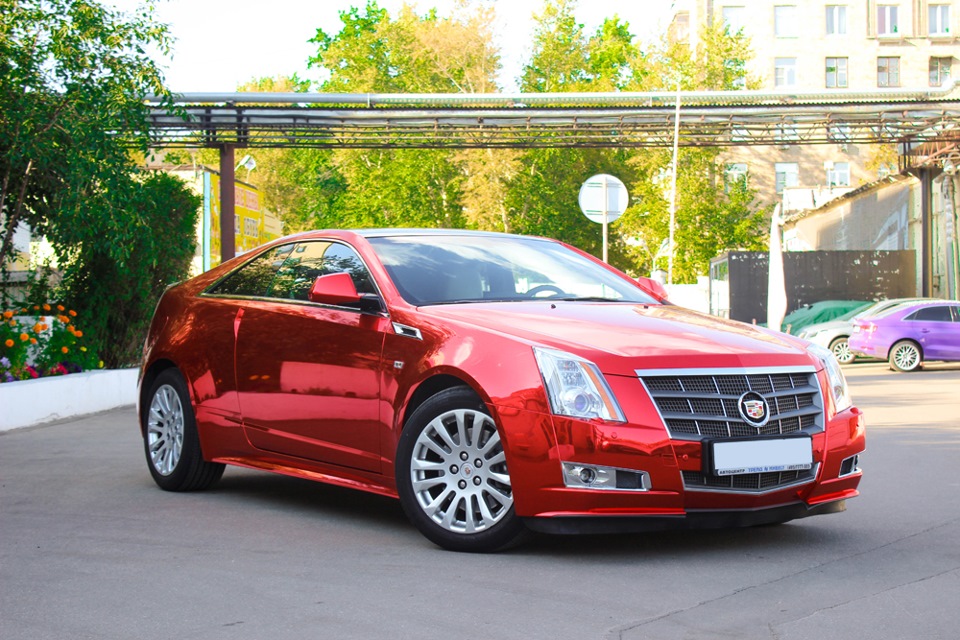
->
220;145;235;263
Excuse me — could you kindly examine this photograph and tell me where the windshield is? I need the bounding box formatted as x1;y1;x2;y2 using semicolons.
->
368;234;658;306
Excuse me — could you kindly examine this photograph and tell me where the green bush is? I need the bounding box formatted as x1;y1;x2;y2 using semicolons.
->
58;172;200;368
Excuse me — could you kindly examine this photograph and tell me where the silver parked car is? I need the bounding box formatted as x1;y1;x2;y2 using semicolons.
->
798;298;930;364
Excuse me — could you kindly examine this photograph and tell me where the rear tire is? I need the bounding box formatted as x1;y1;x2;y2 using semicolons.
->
888;340;922;372
143;368;224;491
395;387;526;552
829;336;855;365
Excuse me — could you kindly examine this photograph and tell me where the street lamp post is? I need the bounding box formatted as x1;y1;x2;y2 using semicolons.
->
668;81;681;285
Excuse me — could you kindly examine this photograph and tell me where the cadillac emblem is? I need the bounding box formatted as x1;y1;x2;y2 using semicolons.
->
738;391;770;428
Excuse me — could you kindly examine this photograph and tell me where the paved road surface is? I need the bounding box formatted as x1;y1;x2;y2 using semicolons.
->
1;362;958;639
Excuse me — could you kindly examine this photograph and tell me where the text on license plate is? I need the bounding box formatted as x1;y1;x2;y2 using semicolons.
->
711;437;813;476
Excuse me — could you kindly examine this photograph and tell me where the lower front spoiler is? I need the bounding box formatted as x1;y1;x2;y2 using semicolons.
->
522;499;847;535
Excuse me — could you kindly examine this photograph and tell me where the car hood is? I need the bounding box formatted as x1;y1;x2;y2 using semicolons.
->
422;302;818;376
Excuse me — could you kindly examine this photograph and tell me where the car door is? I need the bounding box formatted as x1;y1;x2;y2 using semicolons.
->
235;240;390;473
909;305;960;360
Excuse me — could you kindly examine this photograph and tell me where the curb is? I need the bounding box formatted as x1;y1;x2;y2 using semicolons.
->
0;368;139;432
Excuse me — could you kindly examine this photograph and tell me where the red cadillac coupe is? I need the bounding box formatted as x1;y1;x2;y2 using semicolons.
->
139;229;865;552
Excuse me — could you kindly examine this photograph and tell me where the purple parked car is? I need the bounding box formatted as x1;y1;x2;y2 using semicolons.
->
848;300;960;372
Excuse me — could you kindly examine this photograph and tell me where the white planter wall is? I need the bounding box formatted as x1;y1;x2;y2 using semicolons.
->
0;368;139;431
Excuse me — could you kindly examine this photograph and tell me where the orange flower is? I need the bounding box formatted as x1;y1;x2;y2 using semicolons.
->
61;346;69;354
68;310;77;317
42;304;51;311
33;323;43;333
4;339;13;348
30;338;37;345
57;304;65;311
67;325;76;333
74;330;83;337
58;315;69;323
19;333;29;342
32;305;39;311
2;310;11;319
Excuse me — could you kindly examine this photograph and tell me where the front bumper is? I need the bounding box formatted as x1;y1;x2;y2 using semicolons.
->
496;394;865;529
523;497;848;534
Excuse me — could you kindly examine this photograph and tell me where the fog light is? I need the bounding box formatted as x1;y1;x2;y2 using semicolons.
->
839;453;862;477
561;462;650;491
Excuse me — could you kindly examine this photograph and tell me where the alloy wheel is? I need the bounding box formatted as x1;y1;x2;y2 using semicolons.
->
409;408;513;534
891;342;920;372
147;384;185;476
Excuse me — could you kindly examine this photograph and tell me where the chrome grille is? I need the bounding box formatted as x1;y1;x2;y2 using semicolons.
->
638;367;824;441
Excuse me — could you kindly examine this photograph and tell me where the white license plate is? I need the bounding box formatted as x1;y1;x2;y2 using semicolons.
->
711;437;812;476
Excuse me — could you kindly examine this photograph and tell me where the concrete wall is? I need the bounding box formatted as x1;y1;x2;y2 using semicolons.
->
0;369;139;431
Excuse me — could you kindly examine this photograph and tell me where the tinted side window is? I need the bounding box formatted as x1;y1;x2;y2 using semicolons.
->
911;306;953;322
322;243;378;295
269;242;329;300
207;244;293;297
268;241;378;301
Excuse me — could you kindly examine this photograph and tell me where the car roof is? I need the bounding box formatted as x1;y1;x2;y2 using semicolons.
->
872;299;960;319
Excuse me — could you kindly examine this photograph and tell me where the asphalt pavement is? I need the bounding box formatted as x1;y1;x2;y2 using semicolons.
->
1;362;958;640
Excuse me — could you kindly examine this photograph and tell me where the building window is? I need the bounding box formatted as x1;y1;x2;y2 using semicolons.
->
775;163;799;194
775;5;798;37
722;6;746;34
826;5;848;35
929;4;951;36
930;57;953;86
725;163;748;192
878;57;901;86
877;4;899;36
826;162;851;186
775;58;797;87
826;57;849;88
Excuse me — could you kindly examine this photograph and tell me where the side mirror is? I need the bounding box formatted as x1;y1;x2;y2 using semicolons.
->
308;272;384;314
308;272;362;306
636;276;669;301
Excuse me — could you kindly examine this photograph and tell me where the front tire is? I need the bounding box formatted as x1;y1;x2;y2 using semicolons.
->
888;340;922;372
395;387;526;552
143;368;224;491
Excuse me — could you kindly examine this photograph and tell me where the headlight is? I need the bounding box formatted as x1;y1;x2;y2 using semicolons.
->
534;347;626;422
807;343;852;413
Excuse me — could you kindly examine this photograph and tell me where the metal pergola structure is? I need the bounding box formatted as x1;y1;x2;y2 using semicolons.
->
146;84;960;266
148;85;960;150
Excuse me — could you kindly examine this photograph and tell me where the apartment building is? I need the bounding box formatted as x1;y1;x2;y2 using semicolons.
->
674;0;958;206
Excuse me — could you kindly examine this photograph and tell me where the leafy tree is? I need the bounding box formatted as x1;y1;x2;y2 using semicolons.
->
305;1;499;231
58;172;200;367
508;1;645;268
0;0;170;266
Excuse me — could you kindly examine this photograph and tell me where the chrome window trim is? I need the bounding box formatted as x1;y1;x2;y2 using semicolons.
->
200;292;388;317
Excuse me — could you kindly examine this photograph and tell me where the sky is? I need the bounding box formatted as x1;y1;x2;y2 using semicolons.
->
105;0;677;94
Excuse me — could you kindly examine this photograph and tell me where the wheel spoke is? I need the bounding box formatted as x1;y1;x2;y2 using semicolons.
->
428;420;457;452
412;476;448;493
